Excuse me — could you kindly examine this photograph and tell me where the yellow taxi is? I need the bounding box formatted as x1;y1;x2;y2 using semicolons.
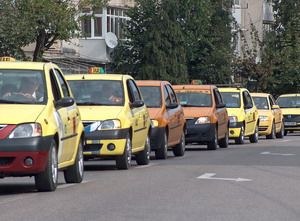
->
219;87;259;144
0;61;84;191
251;93;284;139
277;94;300;135
65;73;151;170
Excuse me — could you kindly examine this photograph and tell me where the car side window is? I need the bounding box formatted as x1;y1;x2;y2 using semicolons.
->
50;70;62;101
163;86;171;105
243;91;253;107
54;69;70;97
127;80;141;102
269;96;276;106
214;89;223;105
166;85;177;103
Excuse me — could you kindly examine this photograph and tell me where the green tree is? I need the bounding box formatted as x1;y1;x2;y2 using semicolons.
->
0;0;107;61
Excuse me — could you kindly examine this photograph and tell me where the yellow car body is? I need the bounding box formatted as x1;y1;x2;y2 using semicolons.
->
251;93;284;138
0;61;84;191
219;87;259;144
65;74;151;169
277;94;300;134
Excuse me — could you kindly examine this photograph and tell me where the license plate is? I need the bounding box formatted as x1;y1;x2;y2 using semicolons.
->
285;122;297;126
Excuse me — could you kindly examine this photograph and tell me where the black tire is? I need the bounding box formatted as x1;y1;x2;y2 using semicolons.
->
276;122;284;138
284;130;288;136
136;134;151;165
35;140;58;192
155;131;168;159
116;135;132;170
64;140;84;183
219;128;229;148
235;126;245;144
249;124;259;143
173;131;185;157
207;127;218;150
266;122;276;139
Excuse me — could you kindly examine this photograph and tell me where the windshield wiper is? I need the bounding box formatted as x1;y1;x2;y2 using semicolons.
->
0;99;28;104
76;102;106;106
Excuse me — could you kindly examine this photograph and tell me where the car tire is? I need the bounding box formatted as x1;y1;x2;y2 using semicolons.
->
235;126;245;144
116;135;132;170
276;122;284;138
207;127;218;150
266;122;276;139
35;140;58;192
64;140;84;183
219;128;229;148
136;133;151;165
173;130;185;157
249;124;259;143
155;131;168;159
284;130;288;136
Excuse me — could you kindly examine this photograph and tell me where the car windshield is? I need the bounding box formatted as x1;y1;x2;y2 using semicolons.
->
277;96;300;108
176;91;212;107
138;86;162;108
67;80;124;106
220;92;241;108
0;69;46;104
253;97;269;110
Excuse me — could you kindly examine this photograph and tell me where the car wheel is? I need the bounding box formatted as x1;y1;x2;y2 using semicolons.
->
219;128;229;148
116;135;132;170
64;140;84;183
136;133;151;165
276;122;284;138
266;122;276;139
235;126;245;144
173;130;185;157
35;139;58;192
155;131;168;159
249;124;259;143
207;127;218;150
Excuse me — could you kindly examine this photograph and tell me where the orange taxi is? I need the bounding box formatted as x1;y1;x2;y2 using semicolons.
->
173;84;229;150
136;81;186;159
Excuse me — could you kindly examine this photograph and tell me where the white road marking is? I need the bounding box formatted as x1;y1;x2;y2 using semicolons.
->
260;152;295;156
277;140;291;143
197;173;252;182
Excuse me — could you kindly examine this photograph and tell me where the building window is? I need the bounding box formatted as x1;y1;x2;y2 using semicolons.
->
81;7;128;39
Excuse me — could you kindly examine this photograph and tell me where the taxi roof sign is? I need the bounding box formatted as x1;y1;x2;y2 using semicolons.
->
89;67;105;74
0;57;16;62
191;80;203;85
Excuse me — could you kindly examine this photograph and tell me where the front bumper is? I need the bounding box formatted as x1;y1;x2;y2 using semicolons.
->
258;121;272;135
84;128;129;156
0;136;53;176
283;115;300;131
228;122;243;138
150;127;165;150
185;123;216;143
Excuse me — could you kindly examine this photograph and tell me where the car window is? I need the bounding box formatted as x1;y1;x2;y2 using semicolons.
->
277;96;300;108
220;92;240;108
138;86;162;108
166;85;177;103
163;86;171;106
67;80;124;106
0;69;46;104
50;71;62;101
176;90;212;107
128;80;141;102
243;91;253;107
54;69;70;97
269;95;276;106
253;97;269;110
214;89;223;105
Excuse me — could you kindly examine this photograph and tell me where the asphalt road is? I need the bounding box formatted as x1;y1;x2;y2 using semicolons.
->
1;134;300;221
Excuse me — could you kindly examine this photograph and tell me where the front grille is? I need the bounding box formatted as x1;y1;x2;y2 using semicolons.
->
0;157;13;166
284;115;300;122
84;144;103;152
82;121;96;128
186;118;197;126
0;125;7;130
259;127;268;132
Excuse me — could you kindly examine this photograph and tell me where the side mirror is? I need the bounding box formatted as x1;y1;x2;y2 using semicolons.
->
166;103;178;109
54;97;74;109
130;100;144;108
244;103;253;109
272;105;279;109
216;103;226;109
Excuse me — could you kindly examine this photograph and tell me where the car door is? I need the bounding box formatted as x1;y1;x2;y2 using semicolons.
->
53;68;80;161
243;91;257;134
166;84;182;145
270;95;282;131
127;79;148;149
213;88;227;139
50;69;71;163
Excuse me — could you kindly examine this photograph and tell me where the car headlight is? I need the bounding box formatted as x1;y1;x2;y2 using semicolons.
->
195;117;210;124
229;116;238;123
259;116;269;122
9;123;42;139
98;120;121;130
151;120;159;128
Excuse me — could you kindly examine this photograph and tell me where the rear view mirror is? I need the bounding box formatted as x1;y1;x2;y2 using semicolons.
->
54;97;74;109
272;105;279;109
166;103;178;109
244;103;253;109
130;100;144;108
216;103;226;109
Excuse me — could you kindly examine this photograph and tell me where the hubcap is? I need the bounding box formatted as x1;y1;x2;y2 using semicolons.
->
126;138;132;165
241;127;244;141
51;146;58;183
146;136;150;160
78;145;84;177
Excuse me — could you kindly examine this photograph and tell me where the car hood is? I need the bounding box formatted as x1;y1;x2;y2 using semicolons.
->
78;106;123;121
0;105;45;124
182;107;212;118
281;108;300;115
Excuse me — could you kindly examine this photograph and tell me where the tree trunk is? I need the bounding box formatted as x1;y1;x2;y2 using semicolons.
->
33;29;46;61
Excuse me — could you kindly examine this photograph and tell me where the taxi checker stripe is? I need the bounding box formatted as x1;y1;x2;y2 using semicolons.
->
0;125;17;140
